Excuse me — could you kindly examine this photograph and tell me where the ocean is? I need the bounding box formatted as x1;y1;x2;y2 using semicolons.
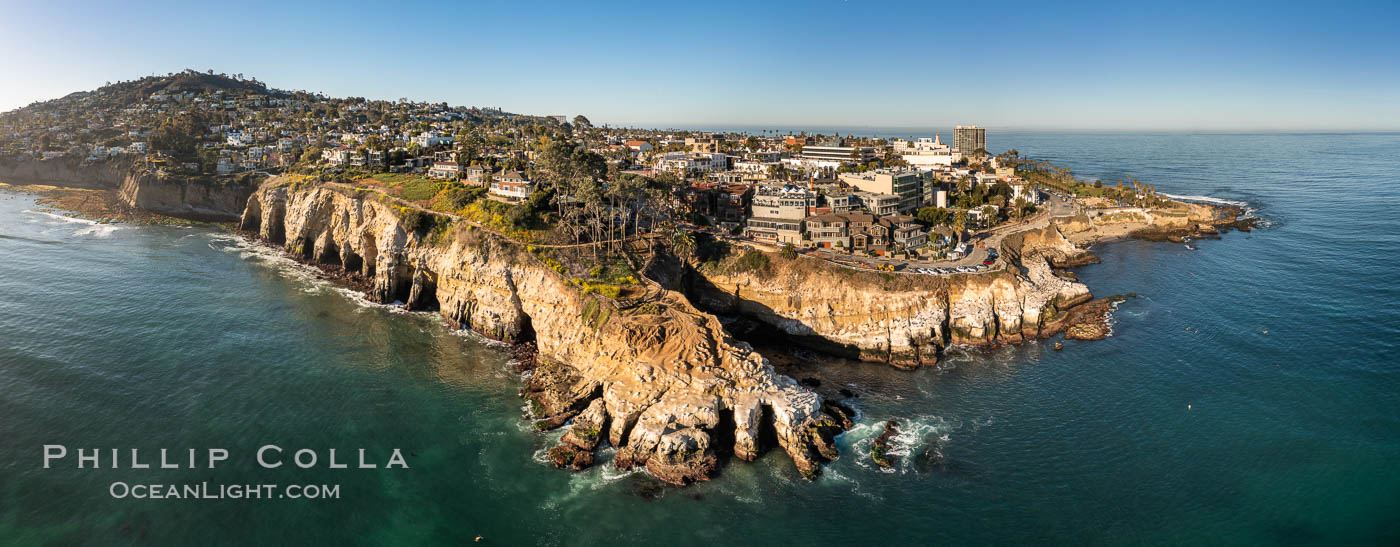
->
1;133;1397;545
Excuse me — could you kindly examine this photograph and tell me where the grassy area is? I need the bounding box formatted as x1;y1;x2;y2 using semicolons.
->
359;172;442;202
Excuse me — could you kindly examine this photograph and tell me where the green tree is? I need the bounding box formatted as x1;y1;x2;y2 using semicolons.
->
952;211;968;245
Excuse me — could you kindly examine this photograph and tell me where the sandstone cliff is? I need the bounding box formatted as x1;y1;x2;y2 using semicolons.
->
0;158;130;188
118;169;261;221
0;159;259;221
688;226;1092;367
688;200;1244;367
240;179;843;484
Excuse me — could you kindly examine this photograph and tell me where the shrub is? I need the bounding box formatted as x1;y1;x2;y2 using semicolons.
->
398;207;427;232
731;249;771;275
435;184;484;210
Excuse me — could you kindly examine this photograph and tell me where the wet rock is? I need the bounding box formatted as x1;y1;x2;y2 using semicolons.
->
646;428;718;485
731;395;763;461
871;421;900;468
561;398;608;451
242;180;859;486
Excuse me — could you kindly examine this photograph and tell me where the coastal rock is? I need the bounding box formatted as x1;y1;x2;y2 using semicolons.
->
545;444;594;471
1054;295;1132;341
118;169;261;221
561;398;608;451
0;157;129;189
689;224;1092;364
871;421;900;468
0;158;258;222
645;427;718;485
241;179;840;484
731;395;763;461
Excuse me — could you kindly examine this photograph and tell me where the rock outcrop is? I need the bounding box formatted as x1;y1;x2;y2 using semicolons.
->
689;200;1244;367
118;169;260;221
0;159;259;221
689;224;1093;367
240;179;843;484
0;158;129;189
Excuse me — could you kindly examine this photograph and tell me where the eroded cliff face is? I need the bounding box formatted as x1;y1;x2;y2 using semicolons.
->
0;159;259;221
240;180;841;484
688;201;1244;367
0;158;130;188
119;169;260;221
1056;201;1242;245
689;226;1094;367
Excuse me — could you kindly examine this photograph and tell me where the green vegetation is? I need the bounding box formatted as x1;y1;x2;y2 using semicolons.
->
587;260;639;286
1001;150;1165;207
581;299;612;329
431;184;486;211
396;206;427;233
730;248;771;275
578;281;623;299
632;302;665;315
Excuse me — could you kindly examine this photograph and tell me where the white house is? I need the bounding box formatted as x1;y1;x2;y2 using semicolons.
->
412;132;454;148
226;131;253;146
321;147;352;166
427;161;462;180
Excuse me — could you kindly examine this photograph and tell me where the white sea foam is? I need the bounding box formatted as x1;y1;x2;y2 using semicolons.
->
24;209;125;237
206;232;412;313
845;414;962;476
1158;193;1250;208
25;209;90;224
74;224;122;237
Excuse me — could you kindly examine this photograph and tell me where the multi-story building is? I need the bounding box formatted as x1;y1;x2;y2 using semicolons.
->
685;135;723;153
800;144;875;167
655;152;727;175
846;213;884;251
464;165;489;186
1011;183;1041;205
840;169;924;212
746;184;813;245
321;147;352;166
893;135;954;167
825;192;859;214
953;125;986;158
412;131;454;148
852;191;900;216
805;214;850;249
428;161;462;180
883;215;928;249
713;184;753;227
489;170;534;202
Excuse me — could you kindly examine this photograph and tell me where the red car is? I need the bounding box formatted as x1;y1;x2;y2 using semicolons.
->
982;258;995;265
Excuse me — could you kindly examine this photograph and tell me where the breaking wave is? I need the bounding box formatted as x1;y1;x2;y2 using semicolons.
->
23;209;124;238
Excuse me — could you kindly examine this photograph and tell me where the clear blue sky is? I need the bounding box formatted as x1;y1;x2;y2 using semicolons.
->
1;0;1397;131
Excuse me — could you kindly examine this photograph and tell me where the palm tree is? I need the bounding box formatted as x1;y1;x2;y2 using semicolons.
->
952;211;968;245
671;229;696;260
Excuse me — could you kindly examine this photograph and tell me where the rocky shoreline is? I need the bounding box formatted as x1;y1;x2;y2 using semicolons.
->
237;179;851;485
8;170;1254;486
688;200;1251;369
0;158;261;223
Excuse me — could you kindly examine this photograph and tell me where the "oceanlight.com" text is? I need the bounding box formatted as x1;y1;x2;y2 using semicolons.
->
108;481;341;500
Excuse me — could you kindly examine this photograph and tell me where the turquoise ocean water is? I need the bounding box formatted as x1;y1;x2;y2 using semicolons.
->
1;133;1397;545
